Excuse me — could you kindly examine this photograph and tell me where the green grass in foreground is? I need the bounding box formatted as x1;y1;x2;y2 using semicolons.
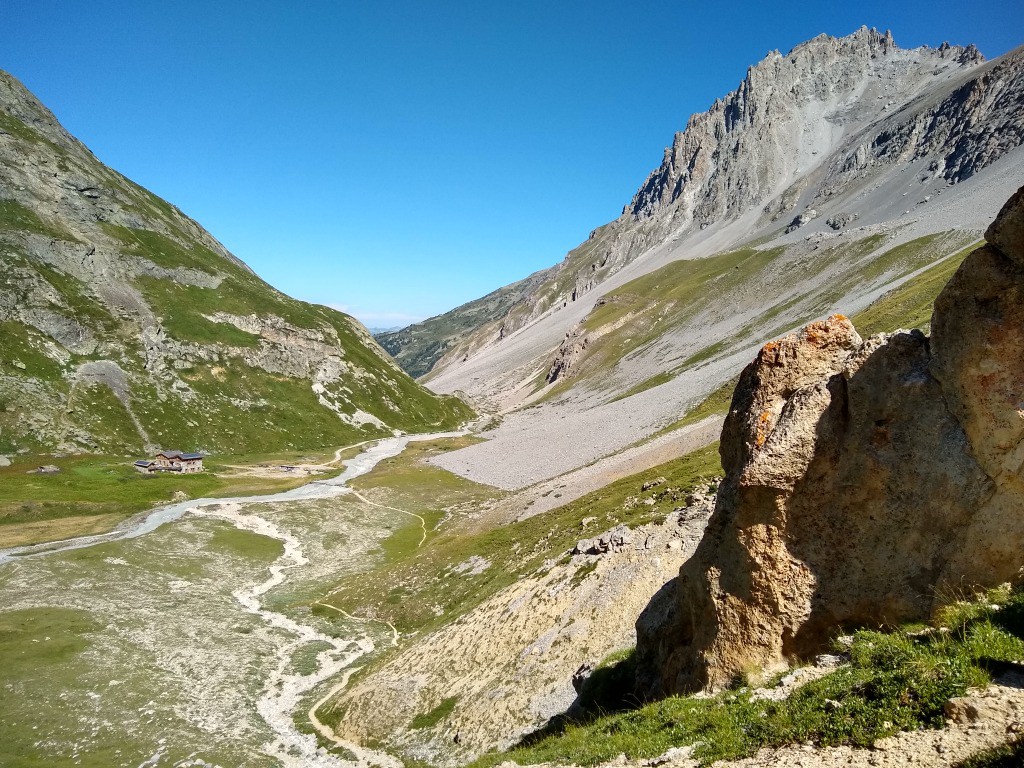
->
958;737;1024;767
471;584;1024;767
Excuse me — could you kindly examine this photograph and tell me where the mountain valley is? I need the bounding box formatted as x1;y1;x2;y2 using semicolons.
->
387;29;1024;495
4;24;1024;768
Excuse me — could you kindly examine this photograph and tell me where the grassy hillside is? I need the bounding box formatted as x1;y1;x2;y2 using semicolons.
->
599;236;985;440
850;239;980;336
0;75;472;457
537;231;976;405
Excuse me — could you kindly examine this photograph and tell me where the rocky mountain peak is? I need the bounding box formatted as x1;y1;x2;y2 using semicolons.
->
0;71;78;151
627;27;986;222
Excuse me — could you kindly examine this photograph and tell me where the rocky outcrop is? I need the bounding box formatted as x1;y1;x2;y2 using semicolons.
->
785;209;818;233
546;324;589;384
636;187;1024;696
819;47;1024;197
628;29;984;222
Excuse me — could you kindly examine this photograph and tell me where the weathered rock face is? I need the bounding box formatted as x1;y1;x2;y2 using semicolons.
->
636;187;1024;696
546;324;589;384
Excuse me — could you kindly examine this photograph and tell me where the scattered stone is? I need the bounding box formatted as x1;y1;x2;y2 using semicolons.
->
786;209;818;233
815;654;846;668
452;555;491;576
28;464;60;474
573;525;634;555
645;745;696;765
641;477;667;492
826;212;859;230
945;698;983;724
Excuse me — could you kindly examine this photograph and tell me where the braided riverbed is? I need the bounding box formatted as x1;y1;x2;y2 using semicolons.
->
0;432;463;767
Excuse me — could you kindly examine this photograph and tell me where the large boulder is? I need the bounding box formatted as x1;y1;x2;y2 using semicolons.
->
636;187;1024;696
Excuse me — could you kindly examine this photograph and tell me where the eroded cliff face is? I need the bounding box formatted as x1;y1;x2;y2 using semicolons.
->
636;186;1024;697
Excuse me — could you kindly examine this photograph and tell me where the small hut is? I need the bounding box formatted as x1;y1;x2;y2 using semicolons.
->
134;451;204;473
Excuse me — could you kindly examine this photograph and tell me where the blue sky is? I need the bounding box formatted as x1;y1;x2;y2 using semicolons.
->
3;2;1023;327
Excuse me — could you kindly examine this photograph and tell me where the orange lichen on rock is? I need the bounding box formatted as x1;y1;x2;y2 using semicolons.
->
636;185;1024;699
755;409;773;447
802;314;854;346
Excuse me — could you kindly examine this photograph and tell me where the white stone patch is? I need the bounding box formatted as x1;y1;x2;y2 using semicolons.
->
452;555;491;576
348;409;388;429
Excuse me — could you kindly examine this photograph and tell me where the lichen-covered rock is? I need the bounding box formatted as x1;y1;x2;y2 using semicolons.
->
636;187;1024;696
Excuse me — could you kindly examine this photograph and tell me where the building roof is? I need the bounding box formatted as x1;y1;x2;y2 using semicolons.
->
134;460;155;467
155;450;203;461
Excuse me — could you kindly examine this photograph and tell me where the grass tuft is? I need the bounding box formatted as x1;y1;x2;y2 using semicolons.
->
410;696;459;729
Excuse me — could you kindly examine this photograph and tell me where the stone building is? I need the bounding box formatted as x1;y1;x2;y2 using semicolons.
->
134;450;204;473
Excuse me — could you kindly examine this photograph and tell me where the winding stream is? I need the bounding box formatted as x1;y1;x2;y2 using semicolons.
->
191;504;401;768
0;429;466;767
0;431;462;566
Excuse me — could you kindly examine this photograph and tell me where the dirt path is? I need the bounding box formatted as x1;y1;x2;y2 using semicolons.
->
329;440;378;466
347;488;429;547
306;603;401;751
